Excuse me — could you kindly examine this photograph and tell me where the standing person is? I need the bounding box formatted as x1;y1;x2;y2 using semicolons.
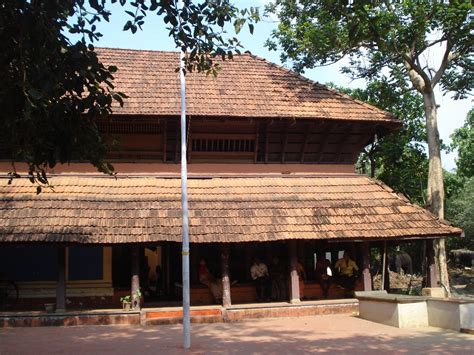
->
269;256;286;301
334;251;359;294
315;252;332;299
155;265;163;296
198;258;222;304
296;260;306;300
250;257;270;302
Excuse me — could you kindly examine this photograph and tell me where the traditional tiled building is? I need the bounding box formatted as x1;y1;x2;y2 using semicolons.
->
0;48;461;311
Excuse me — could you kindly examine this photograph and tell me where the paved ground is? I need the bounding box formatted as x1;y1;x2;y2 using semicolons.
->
1;314;472;354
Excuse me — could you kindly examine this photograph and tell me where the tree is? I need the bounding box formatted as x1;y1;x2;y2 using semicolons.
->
333;79;429;205
266;0;473;291
450;109;474;180
0;0;257;190
446;110;474;251
446;177;474;251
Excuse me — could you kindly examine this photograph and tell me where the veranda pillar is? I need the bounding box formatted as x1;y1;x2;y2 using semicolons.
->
361;242;372;291
56;245;66;312
221;244;231;308
131;245;141;310
289;240;300;303
381;243;390;291
426;239;439;288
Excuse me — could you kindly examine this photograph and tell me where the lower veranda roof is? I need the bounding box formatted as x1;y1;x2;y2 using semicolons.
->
0;175;460;243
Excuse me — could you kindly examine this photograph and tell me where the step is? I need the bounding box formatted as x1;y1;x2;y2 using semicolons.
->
143;308;223;325
144;315;223;326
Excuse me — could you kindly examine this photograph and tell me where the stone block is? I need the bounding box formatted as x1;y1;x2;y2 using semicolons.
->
422;287;446;298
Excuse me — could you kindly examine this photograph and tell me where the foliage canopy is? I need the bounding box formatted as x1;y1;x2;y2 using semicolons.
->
0;0;257;189
266;0;473;98
450;109;474;180
336;79;429;205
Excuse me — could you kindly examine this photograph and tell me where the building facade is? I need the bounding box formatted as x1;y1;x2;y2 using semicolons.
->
0;48;460;310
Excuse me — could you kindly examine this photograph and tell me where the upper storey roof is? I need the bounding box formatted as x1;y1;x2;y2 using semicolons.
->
97;47;399;125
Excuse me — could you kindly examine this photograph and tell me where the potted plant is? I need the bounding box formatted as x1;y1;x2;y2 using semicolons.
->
120;289;142;311
120;295;132;311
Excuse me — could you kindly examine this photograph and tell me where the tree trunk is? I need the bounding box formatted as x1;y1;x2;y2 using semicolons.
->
422;90;450;295
369;156;376;178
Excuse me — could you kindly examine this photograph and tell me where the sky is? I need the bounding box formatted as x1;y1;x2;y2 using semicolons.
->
83;0;472;171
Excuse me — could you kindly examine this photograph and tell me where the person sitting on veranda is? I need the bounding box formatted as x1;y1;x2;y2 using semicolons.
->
334;251;359;293
250;257;271;302
315;252;332;299
198;258;223;304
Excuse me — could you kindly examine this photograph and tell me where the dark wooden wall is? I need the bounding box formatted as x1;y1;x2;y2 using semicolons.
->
98;116;382;165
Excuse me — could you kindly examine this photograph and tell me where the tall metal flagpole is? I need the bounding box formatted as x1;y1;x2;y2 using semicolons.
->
178;0;191;347
180;47;191;348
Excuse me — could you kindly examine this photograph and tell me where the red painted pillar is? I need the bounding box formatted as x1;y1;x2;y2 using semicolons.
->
289;240;300;303
131;245;141;310
221;244;231;308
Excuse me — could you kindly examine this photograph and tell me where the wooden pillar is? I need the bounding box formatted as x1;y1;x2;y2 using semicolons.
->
165;243;171;296
131;245;141;310
221;244;231;308
382;242;390;291
426;239;439;288
289;240;300;303
380;245;390;292
361;242;372;291
56;245;66;312
331;249;339;265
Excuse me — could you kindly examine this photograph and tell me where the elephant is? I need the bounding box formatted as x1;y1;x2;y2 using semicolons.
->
389;251;413;275
450;249;474;267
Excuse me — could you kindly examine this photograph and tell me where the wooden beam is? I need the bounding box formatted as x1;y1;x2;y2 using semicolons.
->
56;246;66;312
174;124;180;163
381;242;390;291
281;122;290;163
165;243;171;296
300;123;313;163
264;122;269;164
131;245;141;310
289;240;300;303
316;122;332;163
162;119;167;163
350;125;376;163
361;242;372;291
253;122;260;163
335;124;354;162
426;239;439;288
331;249;339;265
221;244;231;308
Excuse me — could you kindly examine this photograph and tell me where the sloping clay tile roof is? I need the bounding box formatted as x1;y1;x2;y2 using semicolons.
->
97;47;398;123
0;175;460;243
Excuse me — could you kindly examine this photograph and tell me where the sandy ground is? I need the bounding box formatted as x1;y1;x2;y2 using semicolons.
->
1;315;473;355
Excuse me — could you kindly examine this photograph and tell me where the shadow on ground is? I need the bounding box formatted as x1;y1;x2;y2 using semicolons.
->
1;315;472;354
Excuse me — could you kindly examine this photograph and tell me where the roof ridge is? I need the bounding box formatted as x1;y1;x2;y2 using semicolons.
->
95;46;178;55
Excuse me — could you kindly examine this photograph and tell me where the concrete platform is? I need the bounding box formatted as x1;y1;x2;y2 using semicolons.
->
0;309;141;328
1;314;472;354
0;299;358;327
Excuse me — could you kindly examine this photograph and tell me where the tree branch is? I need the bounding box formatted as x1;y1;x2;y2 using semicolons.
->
432;38;454;87
401;52;431;92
